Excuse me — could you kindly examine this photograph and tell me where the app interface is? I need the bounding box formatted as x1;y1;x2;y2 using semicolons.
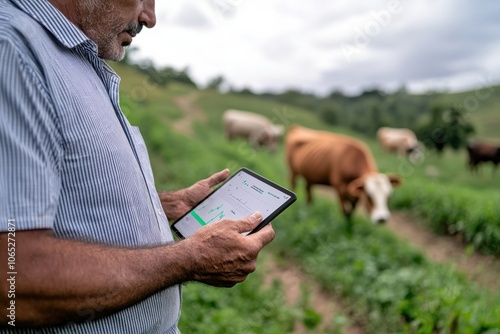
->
174;171;292;238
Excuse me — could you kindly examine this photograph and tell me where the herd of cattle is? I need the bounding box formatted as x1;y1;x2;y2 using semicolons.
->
222;109;499;223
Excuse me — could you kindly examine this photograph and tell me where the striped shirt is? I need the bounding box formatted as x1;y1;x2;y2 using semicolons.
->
0;0;181;332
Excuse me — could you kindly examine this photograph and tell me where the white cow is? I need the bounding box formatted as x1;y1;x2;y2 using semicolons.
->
377;127;420;163
223;109;284;152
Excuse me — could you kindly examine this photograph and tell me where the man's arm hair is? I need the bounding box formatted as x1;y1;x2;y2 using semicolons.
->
0;212;274;328
0;229;193;327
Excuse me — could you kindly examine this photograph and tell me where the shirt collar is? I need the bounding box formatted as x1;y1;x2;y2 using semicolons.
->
9;0;97;51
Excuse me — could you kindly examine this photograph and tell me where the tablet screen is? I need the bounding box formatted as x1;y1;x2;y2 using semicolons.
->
172;168;296;239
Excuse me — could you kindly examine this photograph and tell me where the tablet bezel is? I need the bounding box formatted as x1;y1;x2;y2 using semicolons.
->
171;167;297;239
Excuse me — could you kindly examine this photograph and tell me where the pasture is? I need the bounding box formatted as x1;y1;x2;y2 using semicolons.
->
112;62;500;333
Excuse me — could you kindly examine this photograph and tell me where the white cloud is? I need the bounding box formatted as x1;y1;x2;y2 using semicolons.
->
132;0;500;95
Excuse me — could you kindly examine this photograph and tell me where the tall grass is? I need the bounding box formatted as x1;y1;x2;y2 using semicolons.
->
391;177;500;255
272;197;500;333
115;63;500;333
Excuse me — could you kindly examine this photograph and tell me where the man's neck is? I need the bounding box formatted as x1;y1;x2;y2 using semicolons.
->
47;0;80;28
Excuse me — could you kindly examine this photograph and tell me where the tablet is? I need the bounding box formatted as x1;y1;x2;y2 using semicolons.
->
171;167;297;239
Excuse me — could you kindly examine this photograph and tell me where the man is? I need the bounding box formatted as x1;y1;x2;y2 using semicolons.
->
0;0;275;332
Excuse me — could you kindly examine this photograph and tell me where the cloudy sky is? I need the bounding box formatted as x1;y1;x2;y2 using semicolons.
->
132;0;500;96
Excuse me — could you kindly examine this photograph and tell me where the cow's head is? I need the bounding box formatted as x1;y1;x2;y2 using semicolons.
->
347;173;402;224
407;142;424;164
252;127;279;153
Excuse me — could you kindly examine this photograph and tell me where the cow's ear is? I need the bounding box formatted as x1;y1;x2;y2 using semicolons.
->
388;174;402;187
347;177;364;198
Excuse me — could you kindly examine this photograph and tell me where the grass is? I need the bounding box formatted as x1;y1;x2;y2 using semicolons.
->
111;61;500;333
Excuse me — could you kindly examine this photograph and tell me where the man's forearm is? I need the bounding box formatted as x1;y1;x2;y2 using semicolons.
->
0;230;194;327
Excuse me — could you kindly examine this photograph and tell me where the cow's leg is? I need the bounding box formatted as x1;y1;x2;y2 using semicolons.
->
306;182;313;204
470;161;478;174
339;200;351;218
338;190;355;218
338;197;357;235
341;198;358;219
289;171;297;191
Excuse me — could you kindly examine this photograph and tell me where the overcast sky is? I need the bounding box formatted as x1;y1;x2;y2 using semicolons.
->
132;0;500;96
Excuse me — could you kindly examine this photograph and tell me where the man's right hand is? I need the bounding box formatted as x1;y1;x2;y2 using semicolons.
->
181;212;275;287
0;212;275;327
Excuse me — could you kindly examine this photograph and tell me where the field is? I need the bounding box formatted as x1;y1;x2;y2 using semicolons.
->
111;62;500;333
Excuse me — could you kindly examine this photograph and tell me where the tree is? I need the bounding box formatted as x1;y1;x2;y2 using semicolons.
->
416;105;475;154
319;103;338;125
206;75;225;92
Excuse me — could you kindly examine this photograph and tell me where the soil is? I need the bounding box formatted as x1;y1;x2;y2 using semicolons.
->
263;256;365;334
171;94;500;332
387;211;500;291
172;92;206;136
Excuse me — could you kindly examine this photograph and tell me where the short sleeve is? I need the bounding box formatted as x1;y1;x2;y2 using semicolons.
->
0;39;62;231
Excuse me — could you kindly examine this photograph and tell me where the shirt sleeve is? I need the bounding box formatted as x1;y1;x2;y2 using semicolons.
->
0;39;62;232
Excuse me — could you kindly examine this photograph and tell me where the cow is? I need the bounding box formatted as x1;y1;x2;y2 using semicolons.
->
466;140;500;174
285;125;402;224
377;127;420;163
223;109;284;153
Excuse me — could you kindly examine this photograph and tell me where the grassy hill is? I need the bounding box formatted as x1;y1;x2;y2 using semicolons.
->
108;61;500;333
110;61;500;192
429;84;500;141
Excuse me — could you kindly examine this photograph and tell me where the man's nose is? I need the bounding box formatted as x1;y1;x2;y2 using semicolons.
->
139;0;156;28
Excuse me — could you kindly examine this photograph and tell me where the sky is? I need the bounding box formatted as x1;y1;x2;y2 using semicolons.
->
132;0;500;96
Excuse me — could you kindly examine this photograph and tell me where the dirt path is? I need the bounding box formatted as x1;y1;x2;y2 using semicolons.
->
313;185;500;291
171;95;364;333
387;211;500;291
171;95;499;329
263;255;365;334
172;92;206;136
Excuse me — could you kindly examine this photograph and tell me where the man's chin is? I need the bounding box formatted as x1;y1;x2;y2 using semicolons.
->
98;46;126;61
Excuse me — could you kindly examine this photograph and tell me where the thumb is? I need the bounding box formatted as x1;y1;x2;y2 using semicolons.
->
236;212;263;233
206;169;230;188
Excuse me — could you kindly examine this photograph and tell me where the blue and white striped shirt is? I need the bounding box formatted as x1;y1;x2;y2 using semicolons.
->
0;0;181;332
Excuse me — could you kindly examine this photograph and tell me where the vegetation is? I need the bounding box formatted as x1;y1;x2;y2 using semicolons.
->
274;197;500;333
391;177;500;255
416;104;476;153
111;60;500;333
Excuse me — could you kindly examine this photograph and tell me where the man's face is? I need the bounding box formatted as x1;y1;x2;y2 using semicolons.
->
76;0;156;61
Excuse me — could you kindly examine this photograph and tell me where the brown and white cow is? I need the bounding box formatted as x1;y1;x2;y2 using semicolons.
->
466;140;500;174
223;109;284;153
286;125;401;223
377;127;420;163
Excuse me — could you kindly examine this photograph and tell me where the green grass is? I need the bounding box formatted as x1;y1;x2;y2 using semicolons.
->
429;84;500;141
111;61;500;333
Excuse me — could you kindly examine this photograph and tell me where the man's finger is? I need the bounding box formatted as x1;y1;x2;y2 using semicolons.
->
248;223;275;246
235;212;263;233
206;169;230;188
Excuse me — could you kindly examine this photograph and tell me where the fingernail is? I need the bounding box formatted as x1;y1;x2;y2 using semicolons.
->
252;212;262;219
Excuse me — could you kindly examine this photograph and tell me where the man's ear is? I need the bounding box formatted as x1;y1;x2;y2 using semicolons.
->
347;177;364;198
388;174;402;187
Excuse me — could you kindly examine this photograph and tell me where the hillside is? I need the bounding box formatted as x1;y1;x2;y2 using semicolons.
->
109;61;500;333
430;85;500;141
110;61;500;192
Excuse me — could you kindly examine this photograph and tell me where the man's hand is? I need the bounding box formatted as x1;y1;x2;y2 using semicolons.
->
181;211;275;287
159;169;230;221
0;211;274;327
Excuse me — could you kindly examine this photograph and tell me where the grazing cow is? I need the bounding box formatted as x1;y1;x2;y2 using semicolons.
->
466;140;500;174
222;109;284;152
286;125;401;224
223;109;283;152
377;127;420;163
